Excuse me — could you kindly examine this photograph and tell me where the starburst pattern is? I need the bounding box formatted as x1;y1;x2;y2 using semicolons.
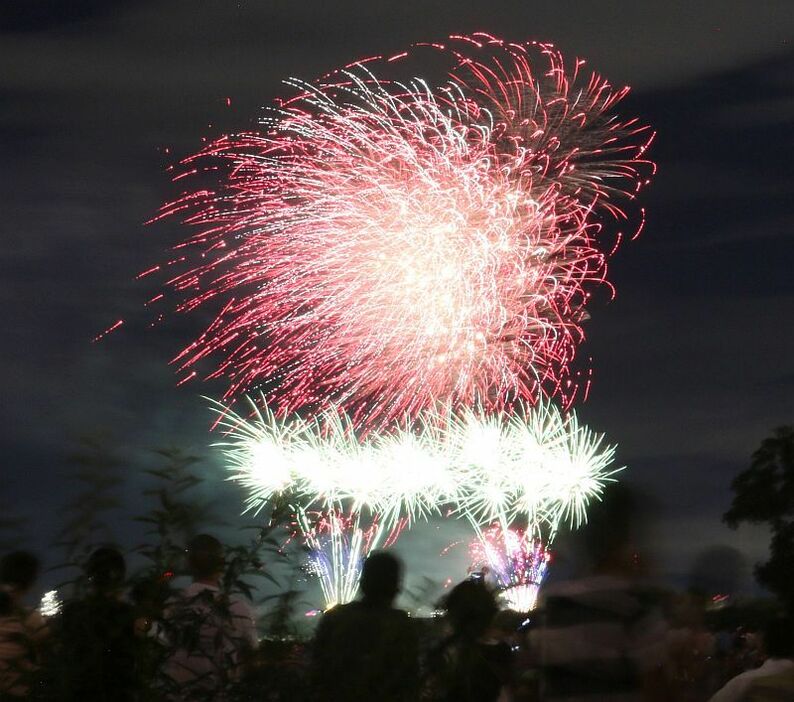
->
152;34;654;426
448;401;621;538
214;397;617;606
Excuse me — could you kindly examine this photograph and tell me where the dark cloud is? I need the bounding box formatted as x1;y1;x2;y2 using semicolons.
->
0;0;141;33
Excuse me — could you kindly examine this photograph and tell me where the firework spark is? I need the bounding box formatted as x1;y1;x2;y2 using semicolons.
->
450;401;619;610
39;590;62;618
213;397;453;526
153;34;654;426
300;509;383;608
470;526;550;611
215;397;617;606
213;398;453;607
448;401;621;539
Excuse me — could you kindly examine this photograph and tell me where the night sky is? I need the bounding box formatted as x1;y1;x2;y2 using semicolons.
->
1;1;792;601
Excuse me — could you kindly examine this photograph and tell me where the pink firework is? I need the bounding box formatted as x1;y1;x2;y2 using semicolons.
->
470;524;551;611
152;34;654;426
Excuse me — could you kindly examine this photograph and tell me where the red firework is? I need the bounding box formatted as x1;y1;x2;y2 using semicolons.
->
150;34;654;426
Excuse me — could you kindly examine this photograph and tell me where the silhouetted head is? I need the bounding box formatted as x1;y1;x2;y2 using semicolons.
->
359;551;402;604
444;579;498;641
0;551;40;595
86;547;126;594
187;534;224;582
764;616;794;659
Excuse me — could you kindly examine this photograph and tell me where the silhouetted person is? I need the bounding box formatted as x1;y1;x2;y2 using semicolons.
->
164;534;257;699
58;547;138;701
312;551;419;702
424;579;512;702
529;485;668;701
129;575;171;691
709;616;794;702
0;551;47;698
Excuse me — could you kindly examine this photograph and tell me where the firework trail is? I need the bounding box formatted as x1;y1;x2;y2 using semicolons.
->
300;510;383;608
152;33;654;427
470;526;550;612
446;400;619;609
447;401;621;540
213;398;454;607
215;397;616;607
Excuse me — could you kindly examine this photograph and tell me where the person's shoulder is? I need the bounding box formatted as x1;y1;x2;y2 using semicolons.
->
89;595;134;616
709;667;760;702
60;598;85;621
177;583;221;609
314;602;357;639
484;640;511;656
749;663;794;696
24;609;47;634
320;602;357;622
182;582;213;598
89;597;135;629
480;641;512;678
384;607;415;638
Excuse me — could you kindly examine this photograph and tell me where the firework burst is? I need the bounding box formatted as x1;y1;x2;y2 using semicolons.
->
448;401;621;540
215;397;617;606
470;526;550;612
213;398;453;607
300;510;384;609
447;401;619;610
214;397;454;525
152;34;654;426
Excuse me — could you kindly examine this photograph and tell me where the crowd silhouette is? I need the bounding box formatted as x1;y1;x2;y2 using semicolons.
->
1;487;794;701
0;552;46;697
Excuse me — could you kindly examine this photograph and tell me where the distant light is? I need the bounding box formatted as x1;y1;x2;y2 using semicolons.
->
40;590;61;617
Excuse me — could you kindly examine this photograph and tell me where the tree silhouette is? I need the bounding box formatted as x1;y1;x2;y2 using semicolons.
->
724;425;794;611
134;447;218;577
56;433;124;562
